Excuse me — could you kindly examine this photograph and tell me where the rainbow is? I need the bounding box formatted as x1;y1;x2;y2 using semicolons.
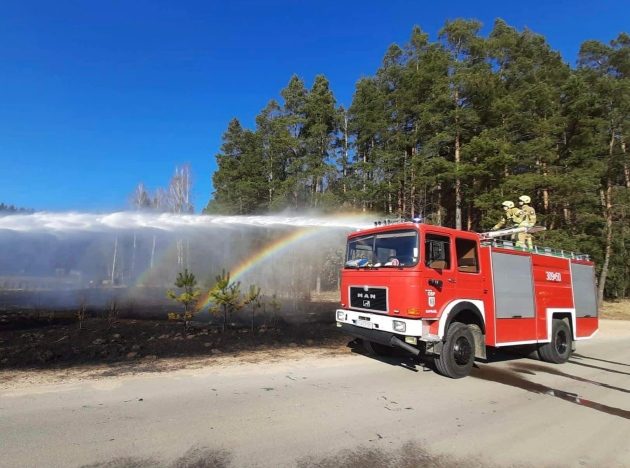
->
196;226;326;311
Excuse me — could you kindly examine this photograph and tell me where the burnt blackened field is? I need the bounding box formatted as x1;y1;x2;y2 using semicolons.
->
0;303;345;370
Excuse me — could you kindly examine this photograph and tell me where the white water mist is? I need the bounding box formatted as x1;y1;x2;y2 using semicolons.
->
0;212;371;312
0;212;372;233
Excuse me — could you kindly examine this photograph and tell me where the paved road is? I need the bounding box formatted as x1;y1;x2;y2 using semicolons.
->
2;320;630;467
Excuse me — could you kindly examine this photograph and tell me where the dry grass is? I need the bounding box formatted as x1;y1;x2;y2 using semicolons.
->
601;300;630;320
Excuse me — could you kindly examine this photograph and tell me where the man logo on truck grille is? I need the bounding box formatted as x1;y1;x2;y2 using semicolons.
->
357;292;376;299
350;286;387;312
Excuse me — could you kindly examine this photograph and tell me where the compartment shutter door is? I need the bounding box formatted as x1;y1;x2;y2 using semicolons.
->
571;263;598;317
491;252;535;318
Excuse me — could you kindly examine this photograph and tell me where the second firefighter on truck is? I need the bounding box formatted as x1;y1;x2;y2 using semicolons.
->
492;196;537;249
517;195;536;249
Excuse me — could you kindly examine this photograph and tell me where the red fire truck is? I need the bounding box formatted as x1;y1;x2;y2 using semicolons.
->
336;220;599;378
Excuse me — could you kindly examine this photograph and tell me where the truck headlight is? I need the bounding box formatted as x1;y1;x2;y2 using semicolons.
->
336;310;346;321
393;320;406;332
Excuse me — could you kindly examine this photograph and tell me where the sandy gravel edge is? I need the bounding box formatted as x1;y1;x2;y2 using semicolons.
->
2;319;629;391
0;344;351;391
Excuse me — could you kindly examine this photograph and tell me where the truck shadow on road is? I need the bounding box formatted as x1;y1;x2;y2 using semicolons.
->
471;364;630;420
348;340;538;374
510;362;630;394
348;340;630;419
346;339;426;373
568;358;630;376
572;353;630;367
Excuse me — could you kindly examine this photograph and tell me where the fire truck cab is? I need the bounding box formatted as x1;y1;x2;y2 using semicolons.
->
336;221;598;378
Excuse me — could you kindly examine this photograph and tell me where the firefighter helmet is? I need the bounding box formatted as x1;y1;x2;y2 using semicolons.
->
519;195;531;204
502;200;515;209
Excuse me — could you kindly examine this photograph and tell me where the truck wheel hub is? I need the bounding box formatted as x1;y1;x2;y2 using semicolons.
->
453;336;472;365
555;330;567;354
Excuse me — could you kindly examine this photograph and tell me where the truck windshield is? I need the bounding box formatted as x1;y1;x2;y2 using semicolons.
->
345;230;419;268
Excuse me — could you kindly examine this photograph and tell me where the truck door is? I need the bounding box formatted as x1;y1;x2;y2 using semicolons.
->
454;237;486;301
423;232;456;314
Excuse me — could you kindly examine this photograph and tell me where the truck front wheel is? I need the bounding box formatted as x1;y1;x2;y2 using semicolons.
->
434;322;475;379
538;319;572;364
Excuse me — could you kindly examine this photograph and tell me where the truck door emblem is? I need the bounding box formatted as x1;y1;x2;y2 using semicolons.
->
426;289;436;307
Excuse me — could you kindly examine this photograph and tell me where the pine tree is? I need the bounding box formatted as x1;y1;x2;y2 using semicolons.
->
207;118;267;214
281;75;309;208
209;270;242;332
304;75;338;208
167;269;201;331
578;34;630;305
348;77;387;212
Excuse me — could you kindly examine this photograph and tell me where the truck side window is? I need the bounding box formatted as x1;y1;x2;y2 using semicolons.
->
456;238;479;273
425;234;451;270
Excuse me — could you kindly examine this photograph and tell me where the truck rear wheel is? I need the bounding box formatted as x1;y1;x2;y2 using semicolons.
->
434;322;475;379
362;339;395;357
539;319;572;364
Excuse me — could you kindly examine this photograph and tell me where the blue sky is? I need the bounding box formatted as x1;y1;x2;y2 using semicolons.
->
0;0;627;212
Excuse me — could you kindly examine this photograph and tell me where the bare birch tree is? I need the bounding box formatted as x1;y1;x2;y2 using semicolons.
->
168;165;194;214
167;165;194;267
130;182;153;210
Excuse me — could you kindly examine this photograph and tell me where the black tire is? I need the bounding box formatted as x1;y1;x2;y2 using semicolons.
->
539;319;572;364
434;322;475;379
362;339;396;357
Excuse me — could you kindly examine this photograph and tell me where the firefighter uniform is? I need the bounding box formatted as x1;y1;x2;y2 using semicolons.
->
492;201;521;231
517;195;536;249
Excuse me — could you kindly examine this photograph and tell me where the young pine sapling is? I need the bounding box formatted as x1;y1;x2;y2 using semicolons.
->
209;269;242;332
167;269;201;331
243;284;262;332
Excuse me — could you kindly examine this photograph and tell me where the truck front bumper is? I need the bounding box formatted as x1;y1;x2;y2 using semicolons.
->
335;308;424;336
338;322;396;346
338;322;422;357
336;308;433;357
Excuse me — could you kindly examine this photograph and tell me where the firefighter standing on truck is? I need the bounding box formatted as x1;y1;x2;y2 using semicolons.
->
517;195;536;249
492;201;521;231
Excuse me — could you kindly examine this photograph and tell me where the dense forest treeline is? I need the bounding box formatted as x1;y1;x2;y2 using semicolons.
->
206;19;629;301
0;203;34;214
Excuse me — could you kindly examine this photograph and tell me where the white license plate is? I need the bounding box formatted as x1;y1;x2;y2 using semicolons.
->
356;319;373;329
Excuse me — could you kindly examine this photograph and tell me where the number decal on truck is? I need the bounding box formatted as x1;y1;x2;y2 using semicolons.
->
545;271;562;282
